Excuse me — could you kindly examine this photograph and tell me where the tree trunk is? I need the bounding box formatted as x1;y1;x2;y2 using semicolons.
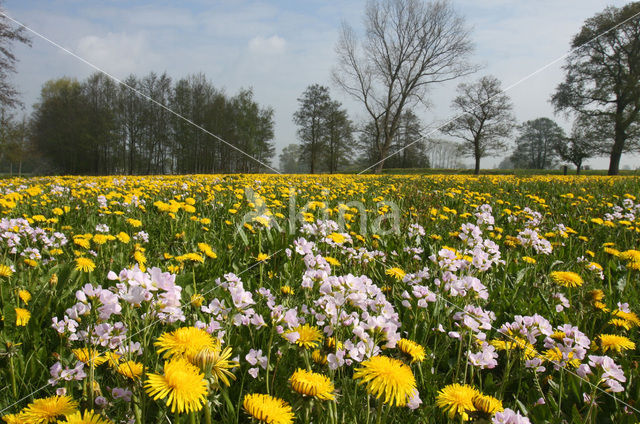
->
576;161;582;175
374;134;392;174
474;141;481;175
607;132;624;175
608;114;626;176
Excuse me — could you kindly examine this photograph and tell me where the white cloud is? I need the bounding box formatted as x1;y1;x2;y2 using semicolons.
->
248;35;286;55
76;32;157;77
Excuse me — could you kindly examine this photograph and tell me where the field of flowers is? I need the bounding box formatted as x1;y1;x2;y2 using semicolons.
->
0;174;638;424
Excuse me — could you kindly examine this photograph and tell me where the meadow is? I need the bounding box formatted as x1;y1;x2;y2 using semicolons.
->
0;174;638;424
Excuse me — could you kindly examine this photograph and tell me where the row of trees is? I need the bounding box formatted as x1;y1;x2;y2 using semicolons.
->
5;72;275;174
3;0;640;175
286;73;600;174
284;84;431;173
328;0;640;175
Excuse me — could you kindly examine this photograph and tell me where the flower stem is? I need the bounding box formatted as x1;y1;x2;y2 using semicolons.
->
375;400;384;424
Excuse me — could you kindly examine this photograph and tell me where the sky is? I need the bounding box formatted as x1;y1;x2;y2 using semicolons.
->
3;0;639;171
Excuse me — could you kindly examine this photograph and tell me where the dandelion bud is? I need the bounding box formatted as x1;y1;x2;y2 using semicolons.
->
49;273;58;286
193;347;217;372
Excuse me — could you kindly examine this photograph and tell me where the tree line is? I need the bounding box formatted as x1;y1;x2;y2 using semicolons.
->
4;72;274;175
2;0;640;175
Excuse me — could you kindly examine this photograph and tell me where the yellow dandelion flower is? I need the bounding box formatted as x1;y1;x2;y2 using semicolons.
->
72;348;107;366
15;308;30;326
1;413;28;423
280;286;294;296
521;256;536;264
543;348;581;368
327;232;347;244
587;262;603;271
283;324;323;350
155;327;219;363
22;395;78;423
92;234;108;245
289;368;335;400
167;265;182;274
190;294;205;308
116;361;144;380
385;267;406;281
117;232;130;243
18;290;31;305
612;310;640;327
24;258;38;267
324;256;341;266
353;356;417;407
175;253;204;264
73;238;90;249
57;409;111;424
472;393;504;416
127;218;142;228
145;357;208;414
193;346;239;387
243;393;294;424
609;318;633;330
75;257;96;273
490;337;537;359
105;351;122;367
549;271;583;288
589;289;604;302
396;338;426;363
436;383;478;420
604;247;620;256
619;250;640;262
0;264;13;277
598;334;636;353
133;250;146;265
311;349;328;365
256;253;269;262
627;261;640;270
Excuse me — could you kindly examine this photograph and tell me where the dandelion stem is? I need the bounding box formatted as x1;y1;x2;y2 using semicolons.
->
204;401;212;424
375;400;384;424
8;355;17;398
265;324;275;395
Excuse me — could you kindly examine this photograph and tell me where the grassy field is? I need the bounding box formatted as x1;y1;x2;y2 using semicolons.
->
0;174;638;424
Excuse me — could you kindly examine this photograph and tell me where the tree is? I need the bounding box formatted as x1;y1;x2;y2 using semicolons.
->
427;138;461;169
279;144;306;173
360;110;429;169
551;2;640;175
554;116;596;175
0;1;31;108
510;118;565;169
333;0;475;173
324;100;354;173
4;115;32;175
441;75;515;174
386;110;429;168
31;78;94;174
293;84;331;173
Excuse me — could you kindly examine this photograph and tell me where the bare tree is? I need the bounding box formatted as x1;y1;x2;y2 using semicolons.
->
441;75;515;174
333;0;475;173
0;1;31;108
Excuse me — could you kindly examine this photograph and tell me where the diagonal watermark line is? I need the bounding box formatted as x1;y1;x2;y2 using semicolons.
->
372;255;640;416
357;9;640;175
0;11;282;175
